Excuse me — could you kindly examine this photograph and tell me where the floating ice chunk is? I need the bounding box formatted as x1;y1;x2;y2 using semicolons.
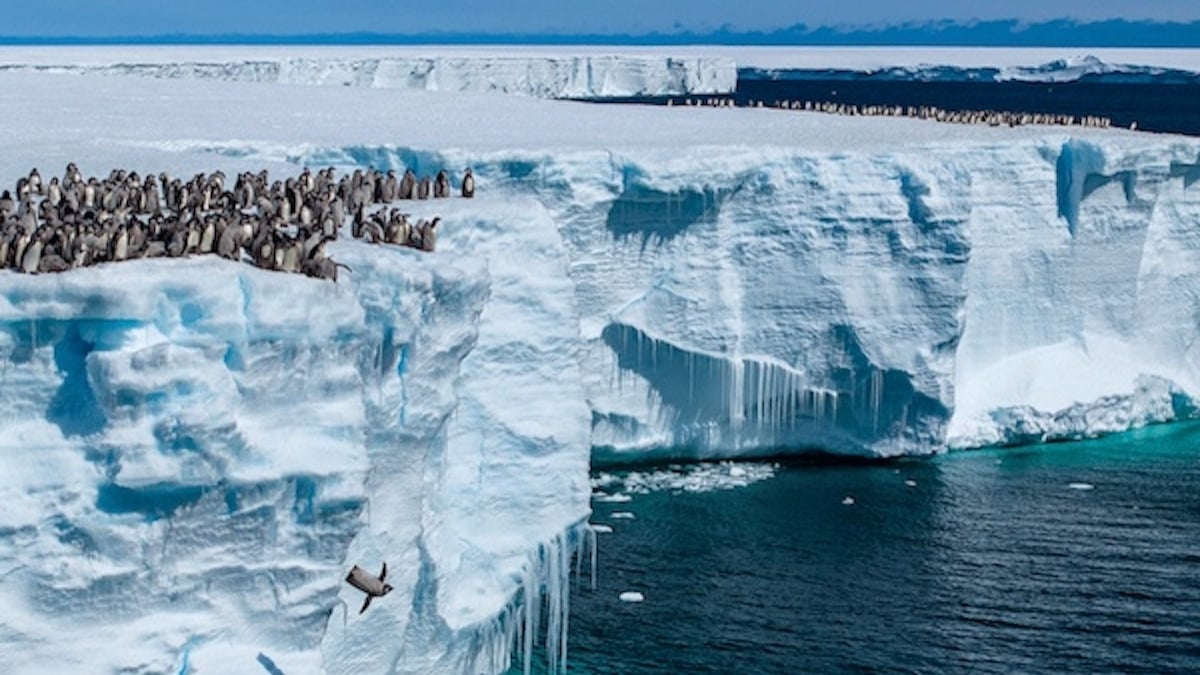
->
595;493;633;503
904;480;917;488
590;524;614;534
842;496;855;505
602;462;779;496
619;592;645;603
1068;482;1095;490
611;512;635;519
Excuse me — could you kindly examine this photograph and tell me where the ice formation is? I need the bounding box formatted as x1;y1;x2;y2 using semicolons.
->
0;48;736;98
0;56;1198;674
742;54;1200;84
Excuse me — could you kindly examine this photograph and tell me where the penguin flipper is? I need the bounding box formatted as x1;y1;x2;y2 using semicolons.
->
379;562;387;583
360;596;372;614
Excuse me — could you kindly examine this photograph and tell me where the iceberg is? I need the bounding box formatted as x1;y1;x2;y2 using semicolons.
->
0;56;1199;673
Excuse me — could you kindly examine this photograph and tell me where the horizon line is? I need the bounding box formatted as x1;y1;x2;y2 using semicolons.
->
1;18;1199;48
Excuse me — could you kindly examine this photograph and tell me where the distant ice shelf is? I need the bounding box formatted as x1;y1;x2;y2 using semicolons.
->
741;54;1200;85
0;54;737;98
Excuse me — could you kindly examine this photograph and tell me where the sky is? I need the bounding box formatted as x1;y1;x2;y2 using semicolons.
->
4;0;1200;37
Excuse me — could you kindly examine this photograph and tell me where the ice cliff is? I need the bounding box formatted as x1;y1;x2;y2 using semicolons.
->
375;135;1197;461
0;54;736;98
2;63;1200;674
741;54;1200;84
0;223;591;674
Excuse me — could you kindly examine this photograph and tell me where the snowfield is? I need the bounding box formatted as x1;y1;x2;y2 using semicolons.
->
0;49;1198;674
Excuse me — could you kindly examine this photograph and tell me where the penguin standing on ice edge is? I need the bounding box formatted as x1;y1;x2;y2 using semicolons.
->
345;563;393;613
461;168;474;198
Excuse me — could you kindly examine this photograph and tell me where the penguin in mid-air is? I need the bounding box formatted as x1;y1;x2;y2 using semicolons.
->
345;562;393;614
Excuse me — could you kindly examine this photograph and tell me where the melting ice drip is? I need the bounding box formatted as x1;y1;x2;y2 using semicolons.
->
467;523;598;675
600;322;942;455
602;323;844;450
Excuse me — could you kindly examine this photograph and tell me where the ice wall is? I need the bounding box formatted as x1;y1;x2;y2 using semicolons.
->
3;123;1200;674
308;134;1200;459
0;55;736;98
0;221;590;674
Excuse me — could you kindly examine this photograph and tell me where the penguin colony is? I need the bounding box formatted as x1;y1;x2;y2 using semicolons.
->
0;164;476;282
668;97;1117;129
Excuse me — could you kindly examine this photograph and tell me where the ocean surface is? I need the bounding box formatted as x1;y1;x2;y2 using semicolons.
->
551;422;1200;674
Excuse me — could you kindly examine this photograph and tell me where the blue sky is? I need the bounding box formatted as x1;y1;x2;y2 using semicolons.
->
5;0;1200;36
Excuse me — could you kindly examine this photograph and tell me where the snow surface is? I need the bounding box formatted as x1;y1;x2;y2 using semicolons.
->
0;49;1199;674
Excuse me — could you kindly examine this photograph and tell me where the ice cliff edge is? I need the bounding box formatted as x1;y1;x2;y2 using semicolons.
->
0;53;737;98
0;214;591;674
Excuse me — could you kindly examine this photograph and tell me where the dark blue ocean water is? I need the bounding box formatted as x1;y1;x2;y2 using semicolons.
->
558;423;1200;674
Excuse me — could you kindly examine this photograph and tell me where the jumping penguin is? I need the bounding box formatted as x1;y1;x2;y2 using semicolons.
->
345;563;393;614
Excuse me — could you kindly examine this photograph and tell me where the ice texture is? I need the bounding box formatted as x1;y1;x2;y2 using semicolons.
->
0;58;1198;673
743;54;1200;84
0;47;735;98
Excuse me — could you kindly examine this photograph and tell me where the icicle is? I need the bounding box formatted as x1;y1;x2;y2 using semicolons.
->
589;526;598;591
687;352;694;404
871;370;884;433
729;359;744;431
522;564;535;675
756;362;765;427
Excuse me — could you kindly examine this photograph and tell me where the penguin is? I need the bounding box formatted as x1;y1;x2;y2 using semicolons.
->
110;225;129;262
38;253;69;273
434;169;449;199
419;217;440;252
461;168;475;198
13;230;31;270
127;221;147;257
47;177;62;208
185;219;201;254
382;170;398;202
385;211;409;246
302;228;324;260
345;563;393;614
279;238;301;274
167;227;188;258
417;176;431;200
216;223;240;260
399;169;416;200
20;231;44;273
251;229;274;269
143;177;160;215
352;204;366;240
199;218;216;254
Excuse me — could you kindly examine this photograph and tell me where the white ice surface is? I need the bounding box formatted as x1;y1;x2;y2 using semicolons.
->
0;50;1198;674
0;46;735;98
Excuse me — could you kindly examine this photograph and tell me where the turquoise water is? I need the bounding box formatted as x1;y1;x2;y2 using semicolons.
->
561;423;1200;674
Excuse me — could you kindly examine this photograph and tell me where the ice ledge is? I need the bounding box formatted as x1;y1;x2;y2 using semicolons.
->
948;375;1198;449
